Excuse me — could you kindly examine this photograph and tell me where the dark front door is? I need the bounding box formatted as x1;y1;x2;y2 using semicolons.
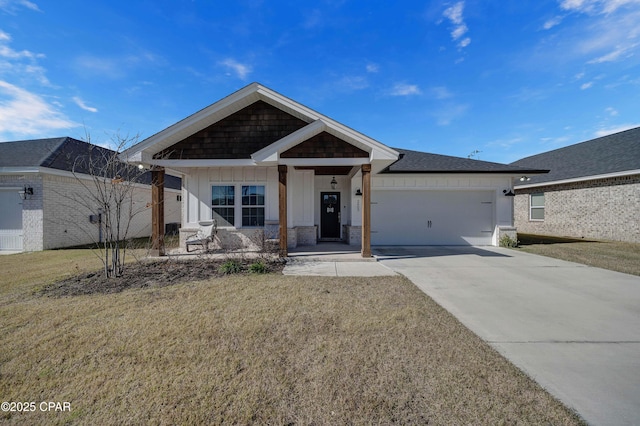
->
320;192;341;239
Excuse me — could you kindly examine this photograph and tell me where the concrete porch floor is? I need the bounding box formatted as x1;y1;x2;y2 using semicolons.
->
287;242;374;262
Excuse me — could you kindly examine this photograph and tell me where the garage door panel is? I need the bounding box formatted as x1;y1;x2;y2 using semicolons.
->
371;190;494;245
0;190;23;251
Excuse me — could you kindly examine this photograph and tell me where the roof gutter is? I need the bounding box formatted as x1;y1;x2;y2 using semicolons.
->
515;169;640;189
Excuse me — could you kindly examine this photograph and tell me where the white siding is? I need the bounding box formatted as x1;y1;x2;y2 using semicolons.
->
289;168;314;227
185;166;277;228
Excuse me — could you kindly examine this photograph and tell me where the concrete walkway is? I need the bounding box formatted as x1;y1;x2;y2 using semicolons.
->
283;259;396;277
284;243;396;277
375;246;640;426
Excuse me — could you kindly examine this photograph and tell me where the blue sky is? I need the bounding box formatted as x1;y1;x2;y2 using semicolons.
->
1;0;639;163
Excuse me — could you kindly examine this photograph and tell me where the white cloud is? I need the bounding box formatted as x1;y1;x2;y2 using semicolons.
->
366;63;379;73
588;43;638;63
605;106;618;116
433;103;469;126
334;75;369;92
0;31;44;60
0;80;77;138
458;37;471;48
443;1;471;49
560;0;640;14
220;58;251;80
0;30;50;86
580;81;593;89
0;0;41;13
543;15;564;29
72;96;98;113
537;1;640;67
74;52;163;79
390;83;421;96
594;123;640;136
19;0;40;11
430;86;453;99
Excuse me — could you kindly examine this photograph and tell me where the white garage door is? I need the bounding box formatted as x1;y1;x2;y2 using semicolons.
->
371;190;494;245
0;190;23;251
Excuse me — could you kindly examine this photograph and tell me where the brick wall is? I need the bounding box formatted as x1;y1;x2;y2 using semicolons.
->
43;174;182;249
514;174;640;243
1;172;181;251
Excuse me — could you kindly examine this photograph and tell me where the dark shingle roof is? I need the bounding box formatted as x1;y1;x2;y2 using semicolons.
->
382;148;548;174
510;127;640;186
0;137;69;168
0;137;181;190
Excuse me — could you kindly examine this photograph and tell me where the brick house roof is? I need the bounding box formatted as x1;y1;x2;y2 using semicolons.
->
0;137;181;190
511;126;640;186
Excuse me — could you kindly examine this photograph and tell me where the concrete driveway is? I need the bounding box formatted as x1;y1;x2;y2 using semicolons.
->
375;246;640;426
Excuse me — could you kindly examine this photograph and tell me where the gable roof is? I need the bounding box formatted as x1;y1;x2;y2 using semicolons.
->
382;148;549;174
0;137;181;190
0;137;71;169
511;127;640;187
121;82;399;167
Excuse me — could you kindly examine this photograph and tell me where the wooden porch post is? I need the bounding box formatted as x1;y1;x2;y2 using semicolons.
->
278;165;288;257
361;164;371;257
151;167;165;256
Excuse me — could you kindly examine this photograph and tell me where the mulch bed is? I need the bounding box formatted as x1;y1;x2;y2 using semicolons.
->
40;258;285;297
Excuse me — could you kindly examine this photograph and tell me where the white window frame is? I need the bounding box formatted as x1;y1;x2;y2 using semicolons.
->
211;183;266;228
529;192;545;221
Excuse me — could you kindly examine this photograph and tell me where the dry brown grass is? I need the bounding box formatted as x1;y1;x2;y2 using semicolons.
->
0;250;584;425
517;234;640;276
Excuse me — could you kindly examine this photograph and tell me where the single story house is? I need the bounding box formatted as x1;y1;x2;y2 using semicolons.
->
121;83;546;256
0;137;182;252
511;127;640;243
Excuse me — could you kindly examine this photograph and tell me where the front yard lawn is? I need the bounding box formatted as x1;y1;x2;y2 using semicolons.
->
516;234;640;276
0;250;583;424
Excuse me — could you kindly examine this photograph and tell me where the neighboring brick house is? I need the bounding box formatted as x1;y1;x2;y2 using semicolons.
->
511;127;640;243
0;137;182;252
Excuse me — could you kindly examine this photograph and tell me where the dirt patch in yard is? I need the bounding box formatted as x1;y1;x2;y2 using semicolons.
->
40;258;285;297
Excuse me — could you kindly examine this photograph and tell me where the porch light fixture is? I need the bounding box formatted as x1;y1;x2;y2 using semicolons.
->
19;186;34;200
330;176;337;190
519;176;531;182
355;188;362;196
503;189;515;197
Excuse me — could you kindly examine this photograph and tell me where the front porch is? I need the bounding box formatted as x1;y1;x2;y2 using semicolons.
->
162;240;373;263
121;83;399;258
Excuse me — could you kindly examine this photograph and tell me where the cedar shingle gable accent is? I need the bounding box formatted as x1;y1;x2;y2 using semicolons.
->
281;132;369;158
154;100;307;159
